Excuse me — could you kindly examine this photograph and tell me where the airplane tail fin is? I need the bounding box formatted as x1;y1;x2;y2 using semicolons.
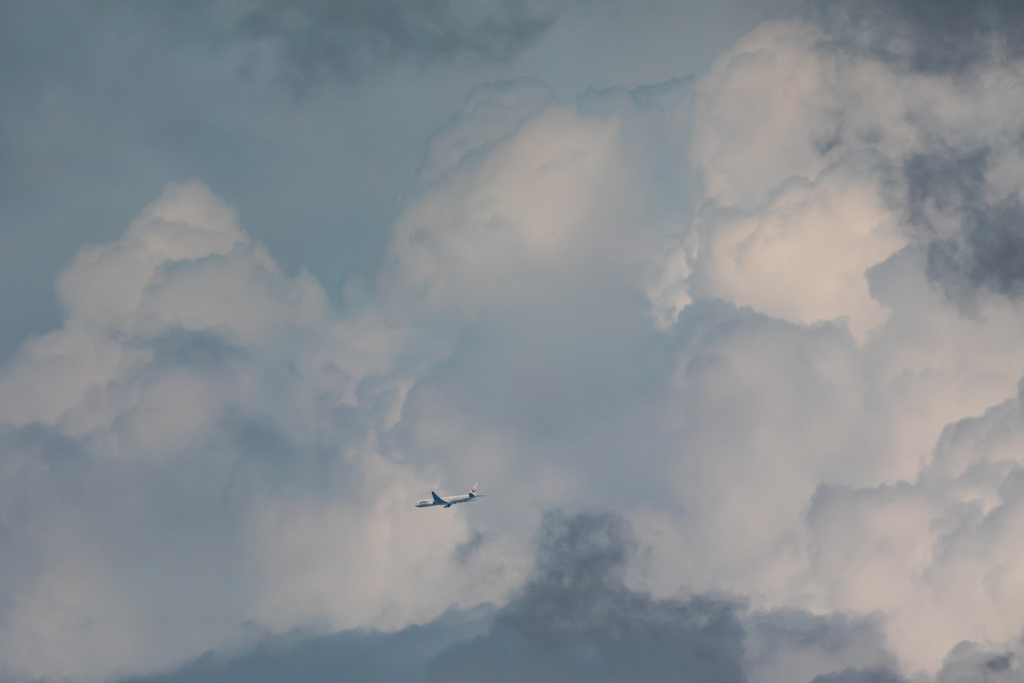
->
470;482;478;497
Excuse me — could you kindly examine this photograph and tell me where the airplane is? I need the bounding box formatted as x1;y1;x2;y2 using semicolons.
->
416;483;484;509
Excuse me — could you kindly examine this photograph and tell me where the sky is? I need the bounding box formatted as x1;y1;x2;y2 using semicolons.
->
4;1;1024;681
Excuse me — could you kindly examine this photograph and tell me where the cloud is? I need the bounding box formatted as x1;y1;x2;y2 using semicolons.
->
807;0;1024;74
687;152;906;341
8;2;1024;681
115;512;908;683
800;382;1024;672
907;149;1024;302
237;0;569;84
809;669;904;683
0;182;492;680
116;604;496;683
638;3;1024;674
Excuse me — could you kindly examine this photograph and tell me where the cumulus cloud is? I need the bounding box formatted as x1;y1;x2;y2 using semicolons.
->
639;0;1024;674
0;182;500;680
802;382;1024;673
8;1;1024;681
116;512;908;683
255;18;1024;681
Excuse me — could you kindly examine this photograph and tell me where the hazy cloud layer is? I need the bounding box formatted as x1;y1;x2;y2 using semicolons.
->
239;0;568;83
117;512;1020;683
5;1;1024;682
120;513;909;683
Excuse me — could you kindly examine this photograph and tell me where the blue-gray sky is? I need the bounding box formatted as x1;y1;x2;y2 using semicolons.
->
4;1;1024;682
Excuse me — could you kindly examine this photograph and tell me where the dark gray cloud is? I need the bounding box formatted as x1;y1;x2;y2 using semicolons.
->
451;530;486;565
807;0;1024;73
143;328;250;374
109;512;738;683
935;642;1019;683
904;149;1024;301
745;608;899;682
117;604;495;683
108;511;915;683
810;669;905;683
101;513;726;683
928;194;1024;301
239;0;569;84
428;512;747;683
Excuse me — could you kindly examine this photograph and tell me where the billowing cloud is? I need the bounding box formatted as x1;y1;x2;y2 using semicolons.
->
0;182;500;680
640;0;1024;674
118;512;909;683
6;1;1024;682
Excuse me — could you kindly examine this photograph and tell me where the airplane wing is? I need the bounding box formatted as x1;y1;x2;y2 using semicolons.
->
431;492;447;505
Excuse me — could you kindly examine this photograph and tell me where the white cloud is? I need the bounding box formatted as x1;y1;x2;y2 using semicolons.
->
689;153;906;341
635;14;1024;676
0;182;491;680
7;8;1024;680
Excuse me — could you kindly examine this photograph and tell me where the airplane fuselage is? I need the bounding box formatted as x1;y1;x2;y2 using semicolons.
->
416;485;483;508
